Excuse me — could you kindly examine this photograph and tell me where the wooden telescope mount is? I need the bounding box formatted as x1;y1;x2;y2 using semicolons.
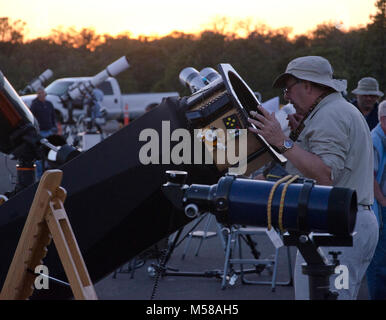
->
0;169;97;300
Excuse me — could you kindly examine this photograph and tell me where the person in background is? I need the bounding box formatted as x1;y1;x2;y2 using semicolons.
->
248;56;379;300
367;99;386;300
30;87;57;179
351;77;384;131
91;88;104;121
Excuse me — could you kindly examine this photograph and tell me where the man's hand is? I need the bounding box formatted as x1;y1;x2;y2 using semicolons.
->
247;105;287;148
248;105;333;185
287;113;304;131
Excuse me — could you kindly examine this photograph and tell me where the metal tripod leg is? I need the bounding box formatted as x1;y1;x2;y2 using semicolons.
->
181;213;216;260
221;227;234;290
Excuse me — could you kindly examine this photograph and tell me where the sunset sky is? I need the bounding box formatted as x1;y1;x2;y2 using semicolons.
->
0;0;378;39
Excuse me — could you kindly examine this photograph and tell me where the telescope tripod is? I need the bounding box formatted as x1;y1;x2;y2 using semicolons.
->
283;232;352;300
149;214;268;298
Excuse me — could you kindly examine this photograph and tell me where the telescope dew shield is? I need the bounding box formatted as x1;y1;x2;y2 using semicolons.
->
25;69;53;94
0;71;38;154
20;69;53;95
184;177;357;236
37;69;54;85
91;56;130;88
106;56;130;77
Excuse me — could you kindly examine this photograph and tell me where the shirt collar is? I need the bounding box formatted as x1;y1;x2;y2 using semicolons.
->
306;92;341;123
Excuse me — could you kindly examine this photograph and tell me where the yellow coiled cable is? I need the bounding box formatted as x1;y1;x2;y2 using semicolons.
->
266;175;293;230
278;175;299;232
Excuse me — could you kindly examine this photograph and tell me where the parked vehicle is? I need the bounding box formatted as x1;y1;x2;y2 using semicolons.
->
21;76;179;123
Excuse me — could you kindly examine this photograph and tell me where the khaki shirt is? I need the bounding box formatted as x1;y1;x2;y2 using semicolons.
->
286;92;374;205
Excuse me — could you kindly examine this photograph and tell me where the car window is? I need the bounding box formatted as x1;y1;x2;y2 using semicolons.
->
97;81;114;95
45;81;74;96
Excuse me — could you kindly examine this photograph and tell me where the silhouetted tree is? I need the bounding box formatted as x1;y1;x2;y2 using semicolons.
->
0;3;383;103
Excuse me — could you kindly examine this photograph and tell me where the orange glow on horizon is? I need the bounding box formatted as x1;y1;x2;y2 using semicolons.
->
0;0;378;41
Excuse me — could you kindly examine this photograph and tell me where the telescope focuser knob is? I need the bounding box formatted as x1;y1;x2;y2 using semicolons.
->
215;198;228;211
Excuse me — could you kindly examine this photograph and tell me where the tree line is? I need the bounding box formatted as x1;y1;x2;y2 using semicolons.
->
0;0;384;103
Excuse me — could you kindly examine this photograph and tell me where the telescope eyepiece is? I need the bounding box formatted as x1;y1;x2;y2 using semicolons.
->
199;67;221;84
179;67;207;93
185;203;200;219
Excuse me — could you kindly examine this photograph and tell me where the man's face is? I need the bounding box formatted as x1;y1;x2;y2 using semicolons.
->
37;89;46;102
283;78;308;115
356;94;378;114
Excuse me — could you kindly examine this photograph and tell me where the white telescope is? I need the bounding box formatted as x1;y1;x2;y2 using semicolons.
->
19;69;54;95
61;56;130;102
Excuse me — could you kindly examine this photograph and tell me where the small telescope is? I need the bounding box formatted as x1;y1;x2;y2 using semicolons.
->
19;69;54;95
163;171;357;300
163;171;356;235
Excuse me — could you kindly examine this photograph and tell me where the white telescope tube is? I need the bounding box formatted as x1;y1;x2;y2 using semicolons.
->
91;56;130;87
20;69;54;94
66;56;130;101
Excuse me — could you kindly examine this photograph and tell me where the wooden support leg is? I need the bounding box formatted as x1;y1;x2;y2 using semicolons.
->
0;170;97;300
45;191;97;300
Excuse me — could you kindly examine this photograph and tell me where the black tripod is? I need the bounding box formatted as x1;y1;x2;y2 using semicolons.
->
149;214;268;299
283;231;352;300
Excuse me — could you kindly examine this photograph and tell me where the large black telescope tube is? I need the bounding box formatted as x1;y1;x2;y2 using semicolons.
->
180;176;357;236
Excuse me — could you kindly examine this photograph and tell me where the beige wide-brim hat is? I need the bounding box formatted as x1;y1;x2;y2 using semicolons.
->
272;56;347;93
352;77;384;97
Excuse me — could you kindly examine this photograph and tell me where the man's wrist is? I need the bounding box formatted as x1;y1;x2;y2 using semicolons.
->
277;138;294;154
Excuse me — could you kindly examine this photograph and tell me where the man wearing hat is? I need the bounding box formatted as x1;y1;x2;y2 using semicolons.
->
352;77;384;131
248;56;379;299
367;100;386;299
